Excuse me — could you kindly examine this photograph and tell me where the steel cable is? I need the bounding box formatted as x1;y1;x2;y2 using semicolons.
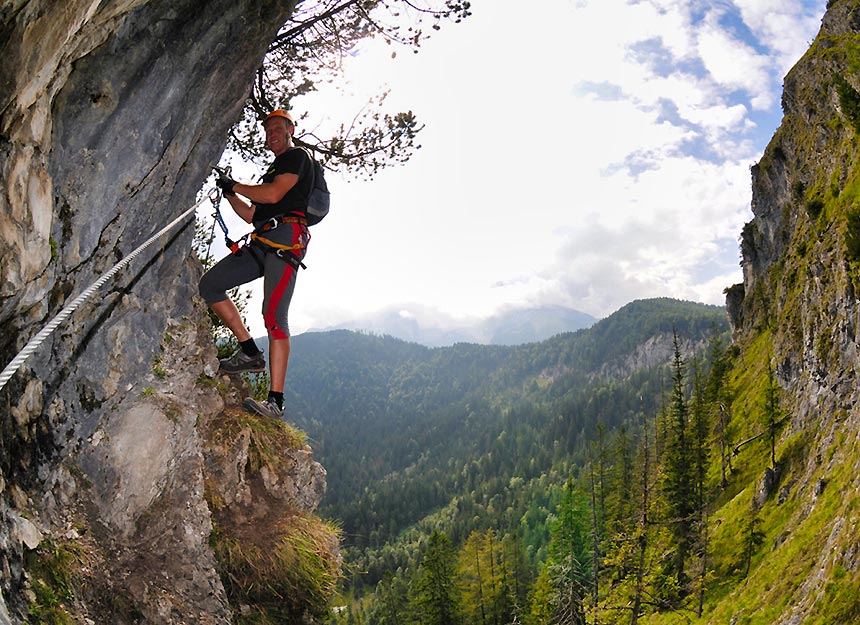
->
0;195;208;393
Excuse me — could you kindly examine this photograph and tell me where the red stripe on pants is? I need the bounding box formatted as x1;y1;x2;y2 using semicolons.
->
265;261;297;339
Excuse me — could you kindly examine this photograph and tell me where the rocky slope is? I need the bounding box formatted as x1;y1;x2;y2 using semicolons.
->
0;2;339;623
720;0;860;622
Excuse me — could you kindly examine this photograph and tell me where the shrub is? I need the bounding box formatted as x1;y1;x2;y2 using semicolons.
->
834;73;860;133
846;206;860;263
806;196;825;219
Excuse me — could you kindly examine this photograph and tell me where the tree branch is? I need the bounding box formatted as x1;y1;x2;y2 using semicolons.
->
268;0;362;52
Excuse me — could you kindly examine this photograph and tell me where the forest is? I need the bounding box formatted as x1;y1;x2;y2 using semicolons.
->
275;298;785;624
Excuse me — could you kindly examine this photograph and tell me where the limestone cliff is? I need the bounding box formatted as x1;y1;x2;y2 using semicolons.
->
0;2;339;623
723;0;860;621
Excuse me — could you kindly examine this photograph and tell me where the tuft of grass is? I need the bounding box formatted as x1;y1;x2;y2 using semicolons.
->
212;511;342;623
195;372;228;392
210;407;307;462
25;540;82;625
815;565;860;624
151;354;169;379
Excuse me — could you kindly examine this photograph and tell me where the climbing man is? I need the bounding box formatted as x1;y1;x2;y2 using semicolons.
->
199;109;313;419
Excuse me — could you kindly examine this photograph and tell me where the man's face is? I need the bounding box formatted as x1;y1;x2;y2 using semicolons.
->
264;117;291;155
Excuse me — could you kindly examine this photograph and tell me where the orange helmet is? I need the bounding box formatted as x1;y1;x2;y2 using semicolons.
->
263;109;294;126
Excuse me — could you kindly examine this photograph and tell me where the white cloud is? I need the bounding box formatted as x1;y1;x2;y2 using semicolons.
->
225;0;828;336
696;17;773;109
734;0;825;74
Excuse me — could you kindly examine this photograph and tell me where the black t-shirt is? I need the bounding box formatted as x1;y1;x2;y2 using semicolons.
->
253;148;313;225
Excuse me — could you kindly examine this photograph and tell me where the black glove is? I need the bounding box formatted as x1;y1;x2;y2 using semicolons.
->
216;172;237;196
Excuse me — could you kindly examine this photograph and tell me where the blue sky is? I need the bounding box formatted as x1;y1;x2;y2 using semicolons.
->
213;0;828;336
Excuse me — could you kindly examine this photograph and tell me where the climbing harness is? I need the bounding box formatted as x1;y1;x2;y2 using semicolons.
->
250;215;309;266
248;220;309;271
0;195;207;394
208;166;310;271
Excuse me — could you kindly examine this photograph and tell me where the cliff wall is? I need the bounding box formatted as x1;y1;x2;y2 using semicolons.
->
724;1;860;621
0;2;337;623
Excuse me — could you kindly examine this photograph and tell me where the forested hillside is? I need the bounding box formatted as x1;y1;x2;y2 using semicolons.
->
283;298;733;621
275;4;860;623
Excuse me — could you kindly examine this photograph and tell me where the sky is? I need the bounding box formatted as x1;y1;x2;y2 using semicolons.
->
208;0;828;337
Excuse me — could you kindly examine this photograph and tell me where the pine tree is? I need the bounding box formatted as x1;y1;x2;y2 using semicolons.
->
763;361;782;471
740;505;765;578
609;425;635;533
690;358;711;617
661;332;696;598
370;573;409;625
499;532;532;622
411;530;460;625
546;480;592;625
705;335;734;489
528;566;554;625
630;403;652;625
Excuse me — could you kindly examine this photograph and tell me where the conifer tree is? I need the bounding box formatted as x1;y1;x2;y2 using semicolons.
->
546;480;592;625
500;532;533;621
630;403;653;625
705;335;734;489
528;566;554;625
610;425;635;533
411;530;460;625
740;505;765;578
661;332;696;598
762;361;782;471
690;357;712;617
370;573;409;625
457;530;491;625
455;529;528;625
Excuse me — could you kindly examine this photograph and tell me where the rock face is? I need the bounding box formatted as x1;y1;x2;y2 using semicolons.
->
0;1;337;623
728;1;860;622
732;1;860;426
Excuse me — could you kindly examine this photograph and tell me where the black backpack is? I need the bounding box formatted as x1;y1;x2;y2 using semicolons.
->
304;150;330;226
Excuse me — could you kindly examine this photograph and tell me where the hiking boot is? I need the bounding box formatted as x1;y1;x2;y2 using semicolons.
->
219;350;266;374
243;397;284;420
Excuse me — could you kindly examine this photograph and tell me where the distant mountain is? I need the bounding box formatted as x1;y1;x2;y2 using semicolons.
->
309;304;598;346
482;305;598;345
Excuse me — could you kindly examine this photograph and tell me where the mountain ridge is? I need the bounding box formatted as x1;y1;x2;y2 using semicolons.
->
308;303;598;347
283;297;730;576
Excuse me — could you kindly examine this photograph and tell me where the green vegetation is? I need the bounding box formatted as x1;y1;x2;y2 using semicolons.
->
283;287;853;625
806;193;825;220
212;512;342;624
25;540;80;625
262;12;860;624
206;407;307;471
150;354;169;379
205;408;336;623
834;73;860;133
278;299;756;623
846;205;860;262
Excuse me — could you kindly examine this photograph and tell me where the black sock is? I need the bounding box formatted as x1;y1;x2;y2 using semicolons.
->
268;391;284;409
240;338;260;357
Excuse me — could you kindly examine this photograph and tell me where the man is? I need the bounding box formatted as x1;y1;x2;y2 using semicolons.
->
199;109;313;419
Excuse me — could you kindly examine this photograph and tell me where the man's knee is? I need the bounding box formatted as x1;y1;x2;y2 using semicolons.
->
199;270;224;306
